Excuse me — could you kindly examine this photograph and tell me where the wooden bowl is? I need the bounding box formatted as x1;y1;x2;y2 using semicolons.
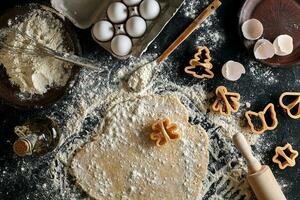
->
239;0;300;67
0;4;81;109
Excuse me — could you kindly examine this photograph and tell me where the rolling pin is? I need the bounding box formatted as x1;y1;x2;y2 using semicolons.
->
233;133;286;200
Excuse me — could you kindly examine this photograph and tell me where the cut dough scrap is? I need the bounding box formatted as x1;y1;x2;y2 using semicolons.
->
70;95;209;200
254;39;275;60
273;34;293;56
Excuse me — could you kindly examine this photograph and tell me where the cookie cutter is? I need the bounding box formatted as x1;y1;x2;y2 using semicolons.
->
272;143;299;170
184;46;214;79
150;117;180;147
279;92;300;119
245;103;278;134
211;86;240;116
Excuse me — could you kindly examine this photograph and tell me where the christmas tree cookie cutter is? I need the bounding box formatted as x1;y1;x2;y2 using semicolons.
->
184;46;214;79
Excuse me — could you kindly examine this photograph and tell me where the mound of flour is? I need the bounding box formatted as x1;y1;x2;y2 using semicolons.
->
0;8;72;95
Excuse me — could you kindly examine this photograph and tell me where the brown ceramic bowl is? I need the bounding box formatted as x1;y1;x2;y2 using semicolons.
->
0;4;81;109
239;0;300;67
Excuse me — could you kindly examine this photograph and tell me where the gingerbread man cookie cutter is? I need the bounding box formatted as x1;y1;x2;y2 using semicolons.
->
211;86;240;116
279;92;300;119
272;143;299;170
184;46;214;79
150;118;180;147
245;103;278;134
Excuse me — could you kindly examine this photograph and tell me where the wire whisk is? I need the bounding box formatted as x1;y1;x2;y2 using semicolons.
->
0;29;100;70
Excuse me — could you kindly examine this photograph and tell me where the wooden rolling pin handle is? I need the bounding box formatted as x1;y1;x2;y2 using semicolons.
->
233;133;287;200
156;0;222;64
233;133;262;174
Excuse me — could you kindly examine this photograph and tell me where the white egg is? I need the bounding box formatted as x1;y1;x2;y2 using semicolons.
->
111;35;132;56
126;16;146;38
241;18;264;40
107;2;128;23
123;0;142;6
92;20;114;42
139;0;160;20
273;34;293;56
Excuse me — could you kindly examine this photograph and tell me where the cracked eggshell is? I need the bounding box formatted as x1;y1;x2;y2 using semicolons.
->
139;0;160;20
273;34;294;56
107;2;128;23
254;39;275;60
241;18;264;40
221;61;246;81
123;0;142;6
111;35;132;56
126;16;146;38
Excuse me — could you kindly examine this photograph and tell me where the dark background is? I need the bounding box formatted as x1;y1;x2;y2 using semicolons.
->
0;0;299;199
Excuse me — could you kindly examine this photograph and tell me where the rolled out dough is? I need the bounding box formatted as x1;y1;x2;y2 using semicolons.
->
70;95;209;200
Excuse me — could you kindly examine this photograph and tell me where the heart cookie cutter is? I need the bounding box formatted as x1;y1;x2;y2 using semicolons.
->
211;86;240;116
279;92;300;119
272;143;299;170
184;46;214;79
245;103;278;134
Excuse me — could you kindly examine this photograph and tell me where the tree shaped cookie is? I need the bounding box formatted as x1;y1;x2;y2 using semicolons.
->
184;46;214;79
245;103;278;134
150;118;180;147
211;86;240;116
279;92;300;119
272;143;299;170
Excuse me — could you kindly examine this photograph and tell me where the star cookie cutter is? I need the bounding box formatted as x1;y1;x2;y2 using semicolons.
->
272;143;299;170
211;86;240;116
245;103;278;134
184;46;214;79
279;92;300;119
150;118;180;147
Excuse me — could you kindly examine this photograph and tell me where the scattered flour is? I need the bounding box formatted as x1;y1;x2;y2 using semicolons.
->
70;95;209;200
127;60;159;92
182;0;210;19
248;60;279;85
46;52;264;200
0;2;285;200
196;15;225;51
0;9;72;95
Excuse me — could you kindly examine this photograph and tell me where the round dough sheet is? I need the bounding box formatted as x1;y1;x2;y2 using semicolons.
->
70;95;209;200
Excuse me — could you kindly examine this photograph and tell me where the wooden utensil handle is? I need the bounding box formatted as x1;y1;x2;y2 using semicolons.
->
233;133;262;173
156;0;222;64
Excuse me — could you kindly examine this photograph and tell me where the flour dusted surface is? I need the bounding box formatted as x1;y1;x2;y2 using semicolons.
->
0;8;72;95
0;1;285;199
70;95;209;200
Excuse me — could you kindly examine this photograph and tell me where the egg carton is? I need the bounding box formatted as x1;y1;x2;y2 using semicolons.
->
51;0;184;59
